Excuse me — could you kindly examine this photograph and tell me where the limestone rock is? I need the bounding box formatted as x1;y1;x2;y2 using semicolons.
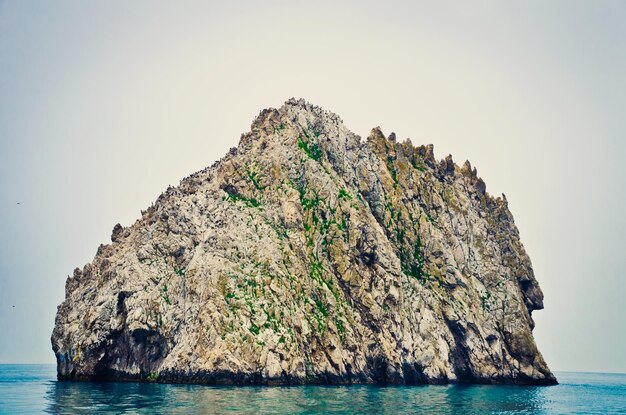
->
51;98;556;385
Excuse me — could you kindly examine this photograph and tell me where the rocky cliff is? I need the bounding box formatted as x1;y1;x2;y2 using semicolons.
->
52;99;556;385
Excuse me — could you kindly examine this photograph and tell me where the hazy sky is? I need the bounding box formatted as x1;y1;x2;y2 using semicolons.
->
1;1;624;373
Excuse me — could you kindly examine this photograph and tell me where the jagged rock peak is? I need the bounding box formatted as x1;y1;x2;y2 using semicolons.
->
52;99;556;386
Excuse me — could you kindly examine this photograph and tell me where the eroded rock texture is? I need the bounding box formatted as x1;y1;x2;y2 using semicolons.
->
52;99;556;385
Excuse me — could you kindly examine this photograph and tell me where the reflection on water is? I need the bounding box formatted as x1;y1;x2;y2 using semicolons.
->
1;365;625;414
46;381;546;415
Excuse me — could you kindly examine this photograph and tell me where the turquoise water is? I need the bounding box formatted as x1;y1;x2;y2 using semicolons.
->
0;365;624;414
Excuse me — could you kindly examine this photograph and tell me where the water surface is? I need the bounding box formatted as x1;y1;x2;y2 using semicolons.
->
0;365;624;414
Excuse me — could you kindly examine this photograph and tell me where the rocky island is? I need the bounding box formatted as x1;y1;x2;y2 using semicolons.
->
52;99;556;385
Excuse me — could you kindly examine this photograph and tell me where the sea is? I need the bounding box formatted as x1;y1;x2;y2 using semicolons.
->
0;365;624;414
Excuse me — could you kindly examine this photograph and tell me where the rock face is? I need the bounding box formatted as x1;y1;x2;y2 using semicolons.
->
52;99;556;385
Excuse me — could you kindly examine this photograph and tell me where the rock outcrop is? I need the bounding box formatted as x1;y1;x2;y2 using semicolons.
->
52;99;556;385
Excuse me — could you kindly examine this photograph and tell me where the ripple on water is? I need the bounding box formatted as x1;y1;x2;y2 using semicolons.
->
0;365;624;414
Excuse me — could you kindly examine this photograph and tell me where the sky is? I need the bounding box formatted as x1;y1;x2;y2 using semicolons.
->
0;0;624;373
